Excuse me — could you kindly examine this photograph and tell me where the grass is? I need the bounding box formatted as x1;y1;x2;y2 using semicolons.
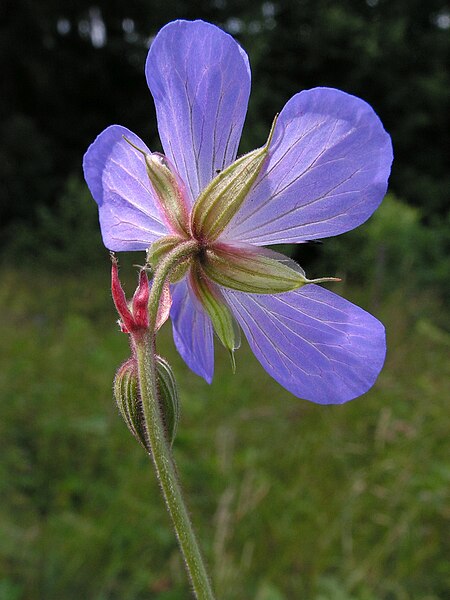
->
0;264;448;599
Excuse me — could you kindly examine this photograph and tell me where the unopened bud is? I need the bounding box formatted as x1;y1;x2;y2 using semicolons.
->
111;255;135;334
114;359;149;451
154;281;172;331
114;356;180;450
111;255;150;334
131;269;150;329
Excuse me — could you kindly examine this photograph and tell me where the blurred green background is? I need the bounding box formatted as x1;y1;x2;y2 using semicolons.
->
1;1;449;599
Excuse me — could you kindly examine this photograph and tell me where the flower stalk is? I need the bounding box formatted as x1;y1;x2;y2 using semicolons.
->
134;241;215;600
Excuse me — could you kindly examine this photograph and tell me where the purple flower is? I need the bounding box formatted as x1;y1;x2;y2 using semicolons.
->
83;20;393;404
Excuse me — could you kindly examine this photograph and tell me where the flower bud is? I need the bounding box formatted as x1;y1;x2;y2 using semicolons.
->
111;255;149;334
131;269;150;330
111;256;136;334
114;359;149;451
154;281;172;331
155;355;180;446
114;357;180;450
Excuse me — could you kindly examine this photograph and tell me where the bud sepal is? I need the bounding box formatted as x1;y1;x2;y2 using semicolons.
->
111;254;149;334
114;356;180;450
114;358;149;451
155;355;180;446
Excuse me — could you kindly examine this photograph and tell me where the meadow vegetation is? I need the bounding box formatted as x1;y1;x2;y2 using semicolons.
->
1;190;448;599
2;2;449;597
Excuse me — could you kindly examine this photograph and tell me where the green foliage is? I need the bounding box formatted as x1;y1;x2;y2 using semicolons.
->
0;267;448;599
310;194;450;313
3;177;106;272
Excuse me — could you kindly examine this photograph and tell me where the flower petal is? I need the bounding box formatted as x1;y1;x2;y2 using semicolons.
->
146;19;251;203
224;88;393;244
83;125;168;251
222;285;386;404
170;278;214;383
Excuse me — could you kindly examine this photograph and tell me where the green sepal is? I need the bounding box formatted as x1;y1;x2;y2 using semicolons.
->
146;235;192;283
123;137;189;236
190;266;240;371
114;358;149;452
155;355;180;446
114;356;180;450
191;116;278;242
202;244;340;294
144;153;190;236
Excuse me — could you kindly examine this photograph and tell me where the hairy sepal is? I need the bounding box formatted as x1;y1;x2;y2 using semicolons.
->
155;356;180;446
123;137;190;236
114;356;180;449
114;359;149;451
189;266;240;371
146;235;192;283
191;116;278;242
202;243;340;294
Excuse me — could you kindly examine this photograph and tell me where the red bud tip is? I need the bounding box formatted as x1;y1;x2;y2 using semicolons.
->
132;270;150;330
111;256;150;335
111;258;136;333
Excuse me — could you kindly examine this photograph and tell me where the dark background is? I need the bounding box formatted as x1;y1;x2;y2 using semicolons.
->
1;0;449;276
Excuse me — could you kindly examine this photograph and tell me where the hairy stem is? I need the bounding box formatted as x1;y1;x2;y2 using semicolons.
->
135;240;215;599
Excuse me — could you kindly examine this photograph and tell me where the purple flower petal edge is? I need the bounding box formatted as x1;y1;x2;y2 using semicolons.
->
222;284;386;404
146;20;251;203
170;278;215;383
83;125;168;251
225;88;393;245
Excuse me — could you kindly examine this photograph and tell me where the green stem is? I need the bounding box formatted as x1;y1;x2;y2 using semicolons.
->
134;240;215;600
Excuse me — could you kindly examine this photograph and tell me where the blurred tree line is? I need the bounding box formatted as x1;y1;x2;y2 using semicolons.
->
1;0;449;301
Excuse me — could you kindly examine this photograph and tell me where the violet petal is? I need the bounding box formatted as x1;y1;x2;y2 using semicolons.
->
225;88;393;245
83;125;168;251
146;19;251;203
222;284;386;404
170;278;214;383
